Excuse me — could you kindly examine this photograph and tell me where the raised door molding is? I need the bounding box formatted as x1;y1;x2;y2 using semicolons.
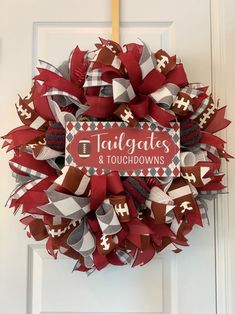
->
32;21;174;69
26;245;179;314
210;0;231;313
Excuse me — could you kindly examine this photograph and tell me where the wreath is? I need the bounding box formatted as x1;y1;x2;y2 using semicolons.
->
2;38;232;273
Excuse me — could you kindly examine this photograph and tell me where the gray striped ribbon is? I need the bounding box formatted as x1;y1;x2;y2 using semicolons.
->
39;189;90;220
96;202;122;235
139;40;156;79
67;219;96;268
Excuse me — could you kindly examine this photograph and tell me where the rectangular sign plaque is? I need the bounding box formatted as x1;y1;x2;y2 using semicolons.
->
65;121;180;177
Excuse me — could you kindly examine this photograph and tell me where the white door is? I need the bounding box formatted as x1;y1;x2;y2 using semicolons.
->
0;0;231;313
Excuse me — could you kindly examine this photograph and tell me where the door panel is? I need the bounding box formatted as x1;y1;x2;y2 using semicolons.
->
0;1;216;313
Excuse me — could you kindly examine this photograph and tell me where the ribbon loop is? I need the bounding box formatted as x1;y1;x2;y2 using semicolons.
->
96;202;122;235
67;219;96;268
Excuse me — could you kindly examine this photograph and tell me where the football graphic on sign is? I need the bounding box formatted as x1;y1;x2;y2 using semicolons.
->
78;139;91;159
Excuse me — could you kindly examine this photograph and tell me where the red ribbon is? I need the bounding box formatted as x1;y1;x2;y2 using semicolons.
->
35;68;84;101
132;245;155;267
200;132;226;148
69;46;87;85
90;174;107;210
10;151;57;178
204;106;231;134
165;64;188;87
139;68;165;94
101;65;124;83
33;81;55;121
90;172;124;210
118;51;142;90
149;99;176;127
129;95;149;118
2;126;44;152
85;96;117;118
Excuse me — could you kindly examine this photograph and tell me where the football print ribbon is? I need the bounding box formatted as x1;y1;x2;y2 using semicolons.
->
106;195;131;222
181;166;212;188
167;178;200;223
15;94;48;131
145;186;175;224
97;234;118;256
55;166;91;196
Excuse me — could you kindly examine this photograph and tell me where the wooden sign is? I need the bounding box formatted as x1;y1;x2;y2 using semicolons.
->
65;121;180;177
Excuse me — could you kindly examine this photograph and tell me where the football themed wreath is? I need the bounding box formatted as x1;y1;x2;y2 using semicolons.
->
2;39;232;273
